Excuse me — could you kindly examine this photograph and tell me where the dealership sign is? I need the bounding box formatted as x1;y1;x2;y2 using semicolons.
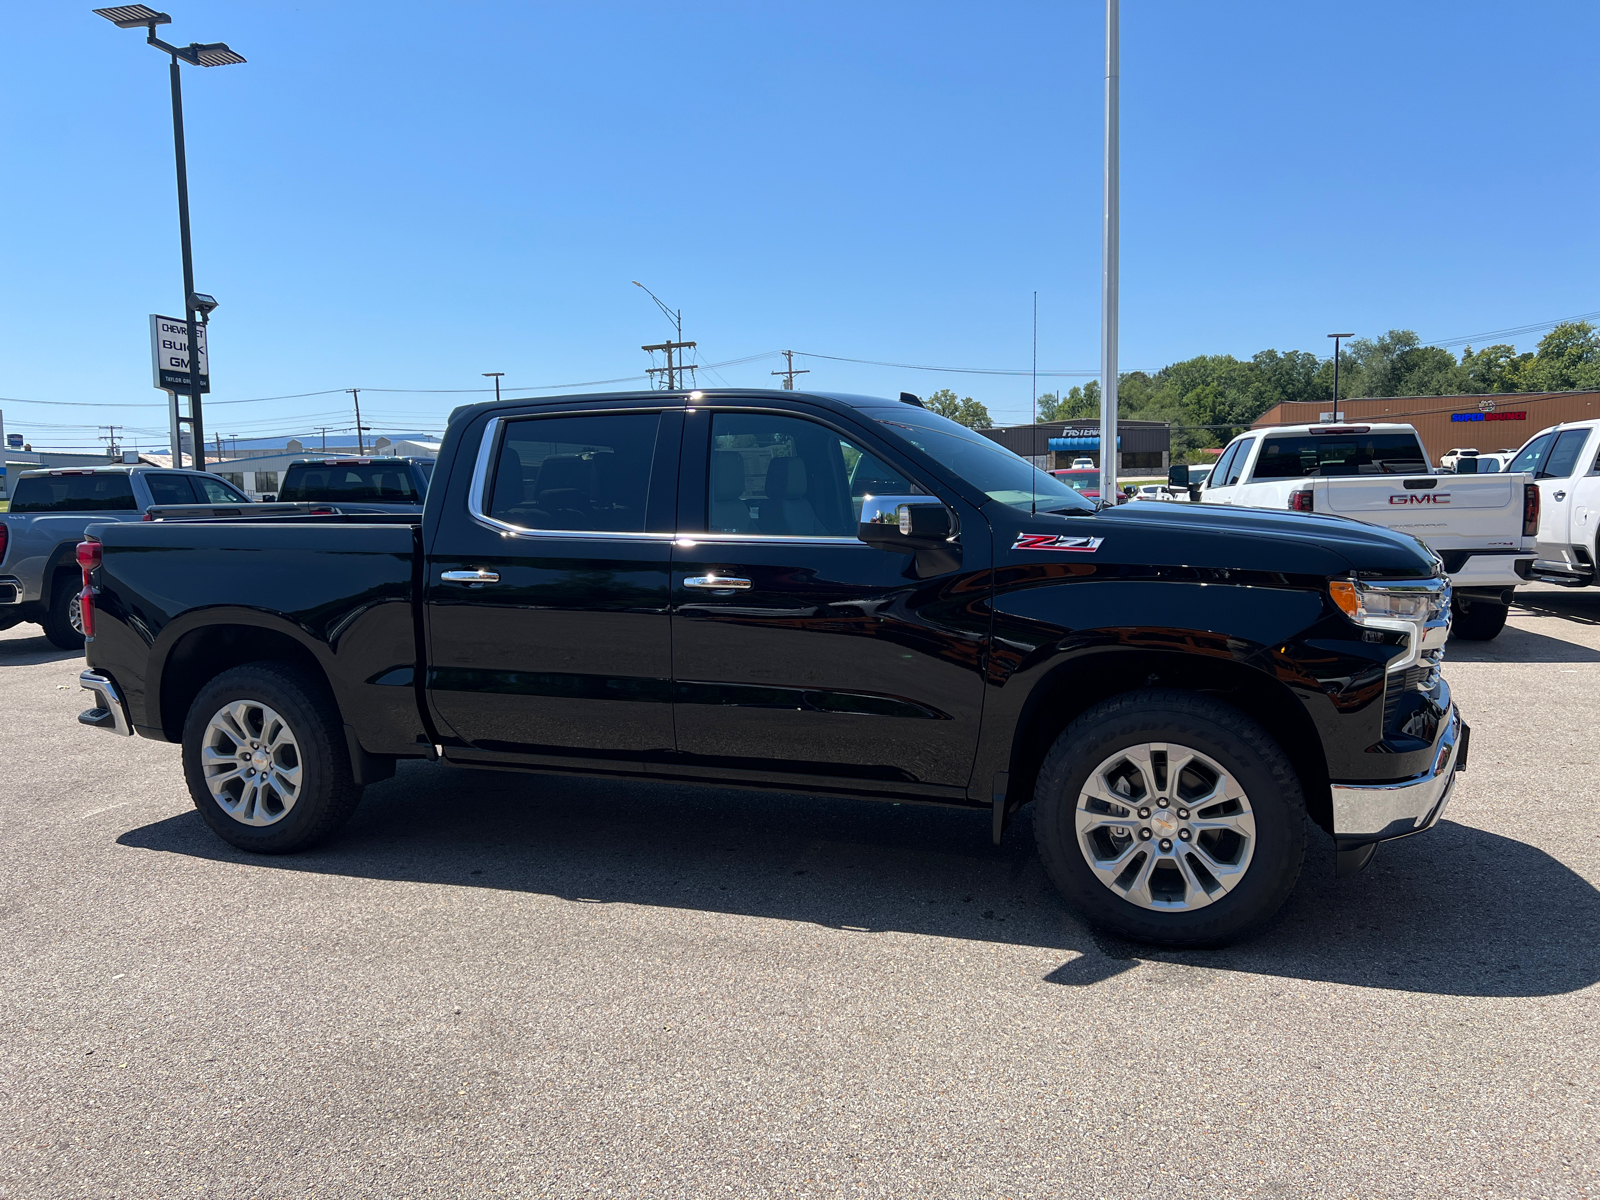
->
1451;411;1526;422
149;314;209;394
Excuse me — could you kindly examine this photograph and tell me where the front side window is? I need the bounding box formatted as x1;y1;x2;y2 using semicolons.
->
708;413;908;537
8;473;137;514
1223;439;1255;485
1208;442;1242;487
1252;433;1428;479
866;406;1094;514
1540;429;1592;480
187;474;249;502
488;412;659;533
1506;432;1553;477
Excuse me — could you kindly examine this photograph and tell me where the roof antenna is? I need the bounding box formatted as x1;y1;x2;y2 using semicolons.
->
1031;290;1038;515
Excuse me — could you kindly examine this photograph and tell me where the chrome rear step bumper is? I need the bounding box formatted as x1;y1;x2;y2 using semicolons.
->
79;670;132;736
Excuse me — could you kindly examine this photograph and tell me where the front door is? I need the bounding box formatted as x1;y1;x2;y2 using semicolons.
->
665;406;990;795
1511;428;1593;560
425;407;682;768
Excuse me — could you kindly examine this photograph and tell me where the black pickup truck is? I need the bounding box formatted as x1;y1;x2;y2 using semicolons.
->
74;389;1467;946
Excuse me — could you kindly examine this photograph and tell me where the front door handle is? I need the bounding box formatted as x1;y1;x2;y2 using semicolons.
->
1553;490;1567;501
684;575;751;590
441;569;501;584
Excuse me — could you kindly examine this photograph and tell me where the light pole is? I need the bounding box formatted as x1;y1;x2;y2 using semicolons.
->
1100;0;1120;505
632;280;696;390
95;5;244;468
482;372;504;403
1327;333;1354;418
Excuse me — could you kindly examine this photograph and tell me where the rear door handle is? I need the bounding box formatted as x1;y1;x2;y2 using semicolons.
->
441;569;500;584
684;576;751;590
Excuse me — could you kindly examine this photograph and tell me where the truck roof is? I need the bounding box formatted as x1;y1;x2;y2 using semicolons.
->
447;387;918;428
1252;423;1421;437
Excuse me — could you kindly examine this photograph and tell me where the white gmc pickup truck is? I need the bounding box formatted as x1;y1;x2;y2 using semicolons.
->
1169;423;1537;640
1503;418;1600;588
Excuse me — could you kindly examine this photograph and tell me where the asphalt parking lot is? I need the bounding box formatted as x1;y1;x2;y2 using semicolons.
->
1;585;1596;1199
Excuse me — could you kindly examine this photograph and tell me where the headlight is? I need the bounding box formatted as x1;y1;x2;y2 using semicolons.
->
1329;577;1451;671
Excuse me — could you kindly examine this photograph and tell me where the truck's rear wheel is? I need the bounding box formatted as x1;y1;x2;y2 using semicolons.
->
41;571;86;651
1451;597;1508;641
1033;689;1306;948
181;663;363;853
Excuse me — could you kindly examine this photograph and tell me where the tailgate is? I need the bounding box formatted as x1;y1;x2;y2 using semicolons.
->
1312;475;1524;547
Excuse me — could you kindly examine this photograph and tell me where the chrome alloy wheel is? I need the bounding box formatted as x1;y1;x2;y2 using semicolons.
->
201;700;303;827
1075;742;1256;911
68;593;84;636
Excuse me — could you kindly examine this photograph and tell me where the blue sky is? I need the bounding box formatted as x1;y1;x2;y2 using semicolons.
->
2;1;1597;450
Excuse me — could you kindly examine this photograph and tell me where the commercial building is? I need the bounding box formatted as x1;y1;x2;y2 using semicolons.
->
981;419;1171;473
1251;391;1600;464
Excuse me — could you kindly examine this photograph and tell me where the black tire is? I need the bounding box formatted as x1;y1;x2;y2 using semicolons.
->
1032;689;1307;948
41;570;85;651
1451;598;1508;641
181;662;363;853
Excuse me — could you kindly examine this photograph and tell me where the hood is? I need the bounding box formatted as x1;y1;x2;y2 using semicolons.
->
993;499;1437;578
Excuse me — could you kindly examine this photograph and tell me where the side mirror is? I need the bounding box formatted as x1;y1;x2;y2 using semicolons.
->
1167;463;1190;487
1454;457;1478;474
858;494;959;576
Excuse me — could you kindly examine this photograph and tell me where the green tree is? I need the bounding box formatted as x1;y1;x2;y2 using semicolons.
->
1037;381;1099;421
1460;343;1533;393
924;388;993;429
1521;321;1600;392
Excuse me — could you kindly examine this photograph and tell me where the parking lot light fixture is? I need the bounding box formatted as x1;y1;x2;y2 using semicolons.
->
94;5;245;468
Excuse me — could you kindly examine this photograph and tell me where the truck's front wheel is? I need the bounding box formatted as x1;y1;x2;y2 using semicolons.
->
1450;597;1508;640
1033;690;1307;948
181;663;363;853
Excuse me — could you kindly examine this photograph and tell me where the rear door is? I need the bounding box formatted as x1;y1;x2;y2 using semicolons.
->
665;403;990;795
424;405;683;769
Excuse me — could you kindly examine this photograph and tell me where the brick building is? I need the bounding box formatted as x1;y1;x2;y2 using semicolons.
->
1251;391;1600;464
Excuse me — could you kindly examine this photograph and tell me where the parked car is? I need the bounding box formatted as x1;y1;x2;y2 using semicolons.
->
276;456;435;515
0;465;251;649
1128;483;1176;501
1070;456;1095;469
1049;468;1109;504
1174;423;1536;640
75;389;1466;948
1439;447;1480;472
1504;419;1600;587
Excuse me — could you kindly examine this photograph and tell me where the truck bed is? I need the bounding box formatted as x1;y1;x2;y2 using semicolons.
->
85;517;427;757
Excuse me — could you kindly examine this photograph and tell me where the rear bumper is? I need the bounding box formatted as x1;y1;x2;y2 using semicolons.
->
78;670;132;736
0;575;24;605
1330;704;1466;851
1445;552;1534;590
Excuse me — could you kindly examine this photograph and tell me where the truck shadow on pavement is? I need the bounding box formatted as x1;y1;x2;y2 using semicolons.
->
119;761;1600;999
0;631;82;667
1448;624;1600;663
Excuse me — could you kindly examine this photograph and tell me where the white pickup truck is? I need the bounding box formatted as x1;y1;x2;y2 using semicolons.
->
1168;422;1537;640
1502;418;1600;588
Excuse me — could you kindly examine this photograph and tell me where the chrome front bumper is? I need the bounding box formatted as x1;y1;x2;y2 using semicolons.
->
78;670;132;736
1331;704;1466;850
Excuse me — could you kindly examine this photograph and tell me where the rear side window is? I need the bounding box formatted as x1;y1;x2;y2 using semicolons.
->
1539;429;1592;480
1251;433;1428;479
488;413;659;533
280;461;421;503
143;473;198;506
188;474;249;503
9;473;137;513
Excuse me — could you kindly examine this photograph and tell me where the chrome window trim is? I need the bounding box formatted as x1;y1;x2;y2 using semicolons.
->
465;411;676;543
676;533;865;547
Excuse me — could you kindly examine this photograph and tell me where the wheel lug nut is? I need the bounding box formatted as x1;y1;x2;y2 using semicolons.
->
1138;829;1152;841
1138;807;1151;819
1157;798;1169;809
1177;808;1189;820
1178;829;1192;842
1159;838;1173;852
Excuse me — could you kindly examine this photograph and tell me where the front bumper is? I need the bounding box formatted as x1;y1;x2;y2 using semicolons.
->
78;670;132;736
1330;703;1466;851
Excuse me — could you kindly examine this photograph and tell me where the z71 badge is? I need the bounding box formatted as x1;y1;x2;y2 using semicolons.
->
1013;533;1105;552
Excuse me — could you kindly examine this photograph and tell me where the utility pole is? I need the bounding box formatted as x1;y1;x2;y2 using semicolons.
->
348;389;368;453
1327;333;1354;417
317;427;328;452
1100;0;1120;505
215;432;223;461
99;425;123;460
633;281;699;390
642;340;698;390
483;372;504;403
771;350;810;391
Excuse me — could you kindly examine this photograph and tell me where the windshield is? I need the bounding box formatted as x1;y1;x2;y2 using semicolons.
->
868;407;1096;514
279;461;420;503
1251;432;1429;479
